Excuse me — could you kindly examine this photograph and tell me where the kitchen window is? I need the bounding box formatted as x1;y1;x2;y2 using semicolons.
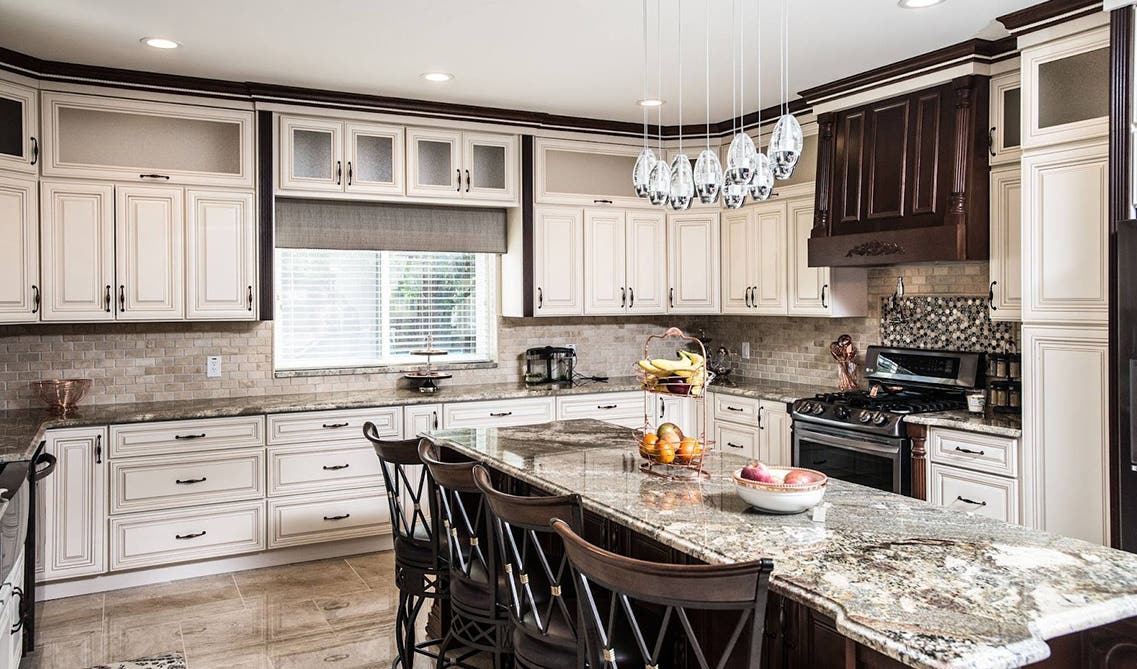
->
274;248;495;372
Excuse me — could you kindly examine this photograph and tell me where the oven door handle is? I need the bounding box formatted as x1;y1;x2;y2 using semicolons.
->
32;451;57;481
794;427;901;456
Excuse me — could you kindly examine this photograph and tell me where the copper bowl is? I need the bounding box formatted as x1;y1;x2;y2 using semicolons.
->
32;379;93;414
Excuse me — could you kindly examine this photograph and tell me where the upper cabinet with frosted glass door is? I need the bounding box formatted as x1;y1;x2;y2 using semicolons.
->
41;92;254;187
1021;25;1109;149
278;115;404;196
407;128;517;204
0;79;38;175
989;71;1022;165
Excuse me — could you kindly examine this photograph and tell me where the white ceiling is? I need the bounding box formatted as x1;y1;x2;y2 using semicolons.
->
0;0;1036;123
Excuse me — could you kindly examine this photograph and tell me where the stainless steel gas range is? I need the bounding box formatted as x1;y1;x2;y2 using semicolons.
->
790;346;983;497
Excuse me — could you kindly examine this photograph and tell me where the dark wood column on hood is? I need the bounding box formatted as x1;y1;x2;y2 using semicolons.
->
808;75;991;267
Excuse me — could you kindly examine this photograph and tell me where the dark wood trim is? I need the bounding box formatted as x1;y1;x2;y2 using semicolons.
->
909;424;928;502
521;135;535;318
798;38;1016;106
256;110;274;321
998;0;1103;36
1108;6;1132;551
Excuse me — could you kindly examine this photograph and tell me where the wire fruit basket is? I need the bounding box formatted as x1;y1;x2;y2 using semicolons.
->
633;327;714;481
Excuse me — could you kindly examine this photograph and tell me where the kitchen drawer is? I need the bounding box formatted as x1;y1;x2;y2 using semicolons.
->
929;428;1018;478
109;500;265;571
443;398;555;429
110;416;265;458
929;464;1019;524
268;488;390;549
556;392;643;425
714;423;757;460
267;406;402;446
110;448;265;514
713;393;760;426
268;443;384;496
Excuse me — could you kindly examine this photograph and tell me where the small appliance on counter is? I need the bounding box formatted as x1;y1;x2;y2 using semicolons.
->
524;346;576;385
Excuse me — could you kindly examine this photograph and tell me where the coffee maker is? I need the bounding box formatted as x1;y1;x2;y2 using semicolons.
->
524;346;576;385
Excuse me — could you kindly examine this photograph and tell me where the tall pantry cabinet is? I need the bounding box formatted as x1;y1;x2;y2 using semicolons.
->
1017;19;1111;545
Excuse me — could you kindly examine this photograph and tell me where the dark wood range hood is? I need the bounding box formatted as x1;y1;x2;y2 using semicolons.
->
808;76;991;267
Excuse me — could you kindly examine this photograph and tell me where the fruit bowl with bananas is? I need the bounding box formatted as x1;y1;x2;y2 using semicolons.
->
636;350;713;397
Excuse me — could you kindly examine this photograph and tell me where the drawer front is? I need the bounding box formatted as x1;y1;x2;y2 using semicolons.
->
267;407;402;446
713;394;760;426
110;448;265;514
714;423;758;460
110;416;264;458
268;488;390;549
109;500;265;571
443;398;555;429
268;443;384;496
929;428;1018;477
557;392;643;423
930;464;1019;524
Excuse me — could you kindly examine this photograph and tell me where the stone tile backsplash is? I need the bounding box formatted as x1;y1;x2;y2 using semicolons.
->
0;261;1014;409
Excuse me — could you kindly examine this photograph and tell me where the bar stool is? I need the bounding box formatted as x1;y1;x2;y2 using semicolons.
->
365;424;449;668
472;465;582;669
418;439;513;669
552;518;776;669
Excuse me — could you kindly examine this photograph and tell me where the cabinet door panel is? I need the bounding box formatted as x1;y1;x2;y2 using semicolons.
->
716;423;758;461
1023;27;1109;147
279;116;343;192
989;72;1022;165
345;122;403;195
534;207;584;316
836;111;866;225
667;213;720;313
40;181;116;321
625;210;668;314
866;99;909;220
0;175;39;322
583;209;626;315
41;428;107;581
0;79;37;173
989;165;1022;320
462;132;517;203
787;197;830;316
759;401;792;467
116;186;184;320
404;403;443;436
753;203;788;315
186;190;256;320
910;92;941;215
407;128;461;197
720;209;753;314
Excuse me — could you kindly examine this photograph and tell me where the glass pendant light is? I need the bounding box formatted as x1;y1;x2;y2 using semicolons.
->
748;0;774;201
693;0;721;204
722;170;747;209
648;159;672;206
770;0;802;180
633;0;656;197
724;0;756;185
668;0;693;211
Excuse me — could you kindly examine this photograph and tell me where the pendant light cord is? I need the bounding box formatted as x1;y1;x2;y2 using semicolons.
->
657;0;663;155
704;0;710;150
755;0;762;149
730;0;736;139
642;0;649;149
738;0;744;133
677;0;683;155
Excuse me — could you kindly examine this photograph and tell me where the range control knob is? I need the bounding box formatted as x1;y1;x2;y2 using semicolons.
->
858;410;873;423
873;413;889;426
811;403;824;415
834;406;850;420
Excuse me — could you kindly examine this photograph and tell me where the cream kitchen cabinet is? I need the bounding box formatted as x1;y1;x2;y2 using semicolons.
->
405;403;443;436
583;208;667;315
715;423;757;460
443;397;556;429
535;138;644;209
720;208;755;314
758;401;792;467
40;427;107;582
711;394;790;466
1020;26;1109;150
279;116;404;196
40;181;116;321
721;202;784;315
534;206;584;316
407;128;517;204
185;190;257;319
556;392;643;429
989;71;1022;166
0;175;39;322
0;78;38;174
667;212;720;314
928;427;1021;524
1022;139;1108;325
988;164;1022;320
115;185;184;320
786;196;867;317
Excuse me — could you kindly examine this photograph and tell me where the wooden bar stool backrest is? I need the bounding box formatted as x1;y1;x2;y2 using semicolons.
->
364;427;438;560
472;465;582;646
552;519;775;669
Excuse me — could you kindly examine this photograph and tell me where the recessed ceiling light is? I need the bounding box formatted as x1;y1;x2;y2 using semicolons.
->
898;0;946;7
637;98;665;107
420;72;454;82
140;37;180;49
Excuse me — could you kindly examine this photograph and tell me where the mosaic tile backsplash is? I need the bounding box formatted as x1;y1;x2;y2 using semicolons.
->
880;295;1019;354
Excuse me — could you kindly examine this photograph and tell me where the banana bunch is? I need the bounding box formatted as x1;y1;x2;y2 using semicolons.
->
637;350;706;394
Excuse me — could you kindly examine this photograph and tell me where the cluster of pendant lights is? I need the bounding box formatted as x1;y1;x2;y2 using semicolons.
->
632;0;803;210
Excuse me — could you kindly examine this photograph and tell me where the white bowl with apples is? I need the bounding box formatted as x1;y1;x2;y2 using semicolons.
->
734;462;828;514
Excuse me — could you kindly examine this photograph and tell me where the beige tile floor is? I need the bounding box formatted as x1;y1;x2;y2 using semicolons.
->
27;551;438;669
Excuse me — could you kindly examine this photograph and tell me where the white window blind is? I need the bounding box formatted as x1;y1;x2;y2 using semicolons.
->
275;249;493;371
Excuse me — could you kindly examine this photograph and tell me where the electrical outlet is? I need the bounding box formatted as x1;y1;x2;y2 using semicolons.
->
740;342;751;359
206;356;222;378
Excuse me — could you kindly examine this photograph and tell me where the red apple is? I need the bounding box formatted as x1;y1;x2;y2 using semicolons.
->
783;469;818;485
741;462;777;483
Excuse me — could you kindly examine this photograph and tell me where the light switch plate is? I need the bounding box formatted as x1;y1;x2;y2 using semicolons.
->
206;356;221;378
740;342;751;359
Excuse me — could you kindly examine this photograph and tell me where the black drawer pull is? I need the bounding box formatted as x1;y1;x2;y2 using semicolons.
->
955;496;987;507
813;459;828;465
176;531;207;540
322;422;350;429
727;442;744;449
597;404;618;410
175;477;207;485
139;173;171;180
489;411;512;417
324;514;351;521
726;406;744;412
954;446;985;456
593;199;613;204
322;464;350;471
175;433;207;440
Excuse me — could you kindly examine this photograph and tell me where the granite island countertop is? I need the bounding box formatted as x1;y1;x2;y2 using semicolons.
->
430;419;1137;669
0;376;830;463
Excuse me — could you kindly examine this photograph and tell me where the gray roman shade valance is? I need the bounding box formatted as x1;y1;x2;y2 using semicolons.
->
274;198;507;253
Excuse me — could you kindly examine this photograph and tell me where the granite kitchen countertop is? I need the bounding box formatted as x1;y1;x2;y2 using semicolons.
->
0;376;830;463
430;419;1137;669
904;410;1023;439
